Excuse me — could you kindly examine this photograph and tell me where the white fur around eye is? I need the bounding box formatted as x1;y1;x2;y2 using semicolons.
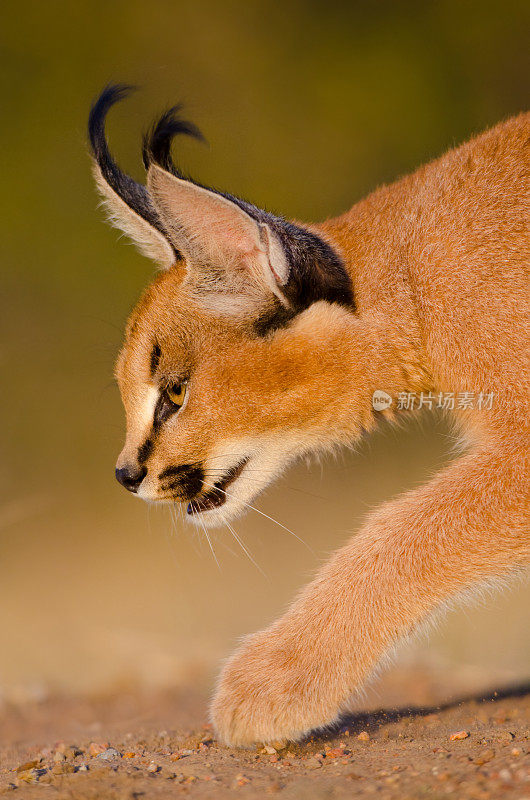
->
139;385;160;429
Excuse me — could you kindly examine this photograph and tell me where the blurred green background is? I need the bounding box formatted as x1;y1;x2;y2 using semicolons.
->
1;0;528;702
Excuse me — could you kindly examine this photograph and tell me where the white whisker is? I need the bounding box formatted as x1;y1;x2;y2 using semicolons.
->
202;470;329;502
220;512;267;577
201;480;313;554
193;502;221;570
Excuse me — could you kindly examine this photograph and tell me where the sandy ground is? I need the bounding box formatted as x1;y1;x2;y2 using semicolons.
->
1;678;529;799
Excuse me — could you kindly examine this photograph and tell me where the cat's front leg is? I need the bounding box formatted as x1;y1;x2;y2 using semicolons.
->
211;444;528;746
211;609;351;747
211;522;390;746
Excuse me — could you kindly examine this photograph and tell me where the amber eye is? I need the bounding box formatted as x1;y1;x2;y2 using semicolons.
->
165;382;187;408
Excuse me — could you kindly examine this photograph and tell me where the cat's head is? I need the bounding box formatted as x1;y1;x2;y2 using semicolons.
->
89;85;356;526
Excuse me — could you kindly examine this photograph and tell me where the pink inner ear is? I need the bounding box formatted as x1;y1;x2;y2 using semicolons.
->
149;167;264;263
147;164;290;304
206;216;261;256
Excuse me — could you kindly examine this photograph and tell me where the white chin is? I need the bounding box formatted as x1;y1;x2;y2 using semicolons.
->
185;436;302;528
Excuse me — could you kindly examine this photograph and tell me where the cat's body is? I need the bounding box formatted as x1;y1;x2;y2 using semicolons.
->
89;87;529;745
323;114;528;424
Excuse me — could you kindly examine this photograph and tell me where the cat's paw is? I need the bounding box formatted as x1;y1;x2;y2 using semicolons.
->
210;628;341;747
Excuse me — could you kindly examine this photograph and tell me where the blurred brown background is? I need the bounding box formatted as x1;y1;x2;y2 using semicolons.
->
1;0;528;704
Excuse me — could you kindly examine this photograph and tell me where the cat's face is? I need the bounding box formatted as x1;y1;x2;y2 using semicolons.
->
115;271;358;526
89;85;356;526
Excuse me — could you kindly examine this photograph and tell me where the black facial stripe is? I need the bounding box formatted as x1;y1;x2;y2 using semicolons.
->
153;392;179;430
149;343;161;376
159;463;196;480
136;391;180;466
137;437;153;465
160;464;204;501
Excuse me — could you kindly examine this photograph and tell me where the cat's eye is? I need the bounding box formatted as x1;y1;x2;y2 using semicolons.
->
165;381;187;408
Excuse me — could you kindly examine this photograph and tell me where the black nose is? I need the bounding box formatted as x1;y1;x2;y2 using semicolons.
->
115;465;147;493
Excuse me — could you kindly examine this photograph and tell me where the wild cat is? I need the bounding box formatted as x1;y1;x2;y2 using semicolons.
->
88;86;529;746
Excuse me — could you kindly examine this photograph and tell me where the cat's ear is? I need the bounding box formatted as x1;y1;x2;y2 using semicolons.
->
146;164;290;311
88;85;353;325
88;85;177;268
91;160;176;267
142;105;352;323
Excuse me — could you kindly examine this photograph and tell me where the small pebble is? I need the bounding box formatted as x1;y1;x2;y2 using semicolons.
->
357;731;370;742
88;742;109;757
16;761;40;773
51;762;75;775
449;730;469;741
16;770;39;785
147;761;160;773
97;748;120;761
474;748;495;765
495;730;515;744
327;748;346;758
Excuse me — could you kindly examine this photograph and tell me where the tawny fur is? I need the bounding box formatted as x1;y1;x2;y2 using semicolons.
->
96;112;529;747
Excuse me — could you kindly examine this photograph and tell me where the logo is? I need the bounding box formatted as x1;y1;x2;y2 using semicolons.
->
372;390;393;411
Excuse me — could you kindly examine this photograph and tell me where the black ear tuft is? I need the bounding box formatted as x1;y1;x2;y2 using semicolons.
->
88;84;172;242
142;105;205;174
88;83;136;167
89;85;354;320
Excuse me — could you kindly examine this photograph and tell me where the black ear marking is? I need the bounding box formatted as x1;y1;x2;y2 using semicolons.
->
252;222;354;335
142;103;354;330
253;300;298;337
275;222;354;311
